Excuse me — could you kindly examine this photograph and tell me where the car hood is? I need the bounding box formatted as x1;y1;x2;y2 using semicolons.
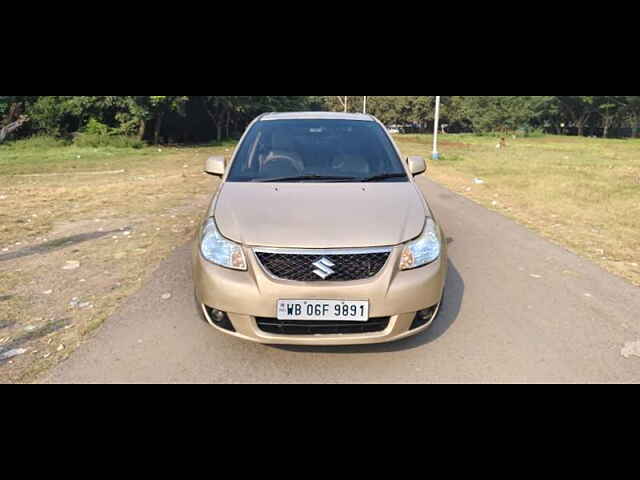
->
213;182;427;249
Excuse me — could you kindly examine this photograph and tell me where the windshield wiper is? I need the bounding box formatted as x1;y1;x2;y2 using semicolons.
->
360;173;408;182
255;174;359;183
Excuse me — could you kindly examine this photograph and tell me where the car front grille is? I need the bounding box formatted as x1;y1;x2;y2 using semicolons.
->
254;248;392;282
256;317;391;335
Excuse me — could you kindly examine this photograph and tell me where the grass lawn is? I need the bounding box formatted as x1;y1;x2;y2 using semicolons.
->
395;134;640;286
0;136;212;175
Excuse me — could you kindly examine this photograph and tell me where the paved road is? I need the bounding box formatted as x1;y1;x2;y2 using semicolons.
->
43;179;640;383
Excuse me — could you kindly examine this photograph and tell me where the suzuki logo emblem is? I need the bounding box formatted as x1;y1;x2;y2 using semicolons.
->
312;257;336;280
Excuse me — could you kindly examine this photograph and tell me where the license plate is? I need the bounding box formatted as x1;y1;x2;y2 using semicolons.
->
277;300;369;322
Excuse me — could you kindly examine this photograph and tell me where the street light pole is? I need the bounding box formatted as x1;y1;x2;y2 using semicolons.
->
363;96;368;114
432;95;441;160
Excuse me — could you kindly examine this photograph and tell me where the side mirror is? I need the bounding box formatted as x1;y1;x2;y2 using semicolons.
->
407;156;427;176
205;156;226;177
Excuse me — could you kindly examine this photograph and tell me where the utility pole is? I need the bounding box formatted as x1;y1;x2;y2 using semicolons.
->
337;96;349;113
432;95;441;160
363;96;368;114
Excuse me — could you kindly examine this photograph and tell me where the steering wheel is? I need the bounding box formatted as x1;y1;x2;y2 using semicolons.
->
263;154;304;175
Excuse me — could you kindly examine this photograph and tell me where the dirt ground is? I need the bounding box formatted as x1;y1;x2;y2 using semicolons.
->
0;145;225;382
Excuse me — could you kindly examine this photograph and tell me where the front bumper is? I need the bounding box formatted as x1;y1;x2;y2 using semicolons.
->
192;243;447;346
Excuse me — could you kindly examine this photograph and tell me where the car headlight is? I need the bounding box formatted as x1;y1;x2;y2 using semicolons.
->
400;218;441;270
200;218;247;271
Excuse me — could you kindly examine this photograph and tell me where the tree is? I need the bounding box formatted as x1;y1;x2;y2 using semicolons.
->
596;96;625;138
322;96;371;114
621;96;640;138
555;96;597;136
146;96;189;144
0;97;9;119
0;97;28;144
454;96;545;133
199;96;312;141
4;95;640;144
0;96;35;143
365;96;408;125
27;96;83;136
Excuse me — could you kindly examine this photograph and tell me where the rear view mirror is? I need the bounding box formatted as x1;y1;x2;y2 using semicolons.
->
407;156;427;176
205;156;226;177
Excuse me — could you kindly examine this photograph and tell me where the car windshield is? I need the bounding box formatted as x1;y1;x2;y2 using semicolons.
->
227;119;409;183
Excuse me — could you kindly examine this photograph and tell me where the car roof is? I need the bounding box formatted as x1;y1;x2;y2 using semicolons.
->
259;112;375;122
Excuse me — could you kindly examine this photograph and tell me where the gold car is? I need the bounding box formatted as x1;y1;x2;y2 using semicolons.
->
193;112;447;345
